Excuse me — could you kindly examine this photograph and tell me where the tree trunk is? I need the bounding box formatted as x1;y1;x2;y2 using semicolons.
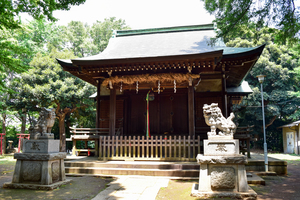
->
2;113;6;154
21;109;26;133
55;102;77;152
58;116;66;152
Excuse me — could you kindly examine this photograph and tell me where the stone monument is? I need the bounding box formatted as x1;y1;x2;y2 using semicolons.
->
191;103;257;199
3;108;71;190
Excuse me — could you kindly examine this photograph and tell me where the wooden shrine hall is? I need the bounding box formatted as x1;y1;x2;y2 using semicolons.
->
57;24;264;160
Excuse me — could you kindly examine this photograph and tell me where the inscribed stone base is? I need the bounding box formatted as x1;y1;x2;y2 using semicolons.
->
23;139;59;153
3;179;72;190
4;151;69;190
191;183;257;200
193;154;256;199
204;139;239;156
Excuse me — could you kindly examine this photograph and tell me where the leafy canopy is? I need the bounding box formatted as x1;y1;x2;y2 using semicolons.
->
0;0;86;30
202;0;300;44
228;26;300;151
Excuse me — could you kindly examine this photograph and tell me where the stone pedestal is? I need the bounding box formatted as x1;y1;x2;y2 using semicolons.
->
3;139;71;190
191;139;257;199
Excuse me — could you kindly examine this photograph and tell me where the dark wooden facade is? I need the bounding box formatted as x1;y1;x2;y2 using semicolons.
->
57;24;265;139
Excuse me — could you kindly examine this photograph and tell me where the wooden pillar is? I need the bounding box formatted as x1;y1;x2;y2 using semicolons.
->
109;88;116;136
222;65;228;117
96;80;101;128
188;86;195;137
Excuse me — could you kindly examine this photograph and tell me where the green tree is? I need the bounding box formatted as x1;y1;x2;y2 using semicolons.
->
90;17;130;52
0;0;86;91
20;49;96;151
202;0;300;44
0;0;86;30
64;21;97;57
229;27;300;151
64;18;130;57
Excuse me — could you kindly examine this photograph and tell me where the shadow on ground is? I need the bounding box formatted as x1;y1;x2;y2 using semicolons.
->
0;157;115;200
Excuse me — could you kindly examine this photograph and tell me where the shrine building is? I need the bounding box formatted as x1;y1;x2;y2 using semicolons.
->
57;24;264;160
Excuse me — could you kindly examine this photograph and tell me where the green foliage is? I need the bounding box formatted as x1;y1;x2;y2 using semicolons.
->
20;49;96;109
202;0;300;45
0;0;86;91
229;27;300;151
64;18;130;57
64;21;97;57
0;27;31;92
90;17;130;53
0;0;86;30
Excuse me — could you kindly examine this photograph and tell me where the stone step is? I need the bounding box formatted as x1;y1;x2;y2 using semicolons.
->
65;166;199;177
64;161;199;170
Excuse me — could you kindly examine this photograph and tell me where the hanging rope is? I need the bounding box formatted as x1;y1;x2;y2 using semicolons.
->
136;81;139;94
174;80;176;93
158;80;160;94
120;81;123;93
102;73;200;86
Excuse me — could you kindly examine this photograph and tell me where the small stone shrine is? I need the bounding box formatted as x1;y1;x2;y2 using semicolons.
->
191;103;257;199
4;108;71;190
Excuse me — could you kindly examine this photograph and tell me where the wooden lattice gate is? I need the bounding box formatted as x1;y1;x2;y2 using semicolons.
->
99;135;201;161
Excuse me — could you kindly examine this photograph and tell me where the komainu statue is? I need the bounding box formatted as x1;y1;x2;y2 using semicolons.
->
29;108;56;139
203;103;236;137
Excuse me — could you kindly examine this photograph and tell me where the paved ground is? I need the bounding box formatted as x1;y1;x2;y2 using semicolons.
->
1;153;300;200
254;153;300;200
92;176;169;200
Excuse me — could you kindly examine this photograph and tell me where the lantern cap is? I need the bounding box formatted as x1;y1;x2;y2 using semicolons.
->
256;75;266;83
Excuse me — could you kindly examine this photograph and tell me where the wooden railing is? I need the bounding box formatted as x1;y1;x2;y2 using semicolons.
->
99;135;201;161
68;127;123;156
235;125;254;158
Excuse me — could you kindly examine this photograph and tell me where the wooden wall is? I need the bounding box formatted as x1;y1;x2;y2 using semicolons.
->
99;89;224;137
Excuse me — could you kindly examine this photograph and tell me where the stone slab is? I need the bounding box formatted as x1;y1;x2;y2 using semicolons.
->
197;154;248;165
191;183;257;200
204;139;239;156
247;173;265;185
14;152;66;161
23;139;59;153
3;179;72;190
208;135;233;140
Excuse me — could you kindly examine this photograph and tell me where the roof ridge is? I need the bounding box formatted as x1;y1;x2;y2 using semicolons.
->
114;24;214;37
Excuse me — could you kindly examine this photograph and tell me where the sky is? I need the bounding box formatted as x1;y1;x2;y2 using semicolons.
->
21;0;215;29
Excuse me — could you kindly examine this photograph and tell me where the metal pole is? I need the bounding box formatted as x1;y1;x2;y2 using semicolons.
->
260;83;268;172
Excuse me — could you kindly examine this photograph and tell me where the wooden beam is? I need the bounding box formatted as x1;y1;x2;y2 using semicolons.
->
96;80;101;128
221;65;228;117
188;86;195;137
109;88;116;136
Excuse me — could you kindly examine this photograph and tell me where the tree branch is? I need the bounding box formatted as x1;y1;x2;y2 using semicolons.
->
222;2;252;37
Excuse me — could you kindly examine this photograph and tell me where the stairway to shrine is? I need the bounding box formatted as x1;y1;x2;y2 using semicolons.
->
64;157;200;178
64;154;287;178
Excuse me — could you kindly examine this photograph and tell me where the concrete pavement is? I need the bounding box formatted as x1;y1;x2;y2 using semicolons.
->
92;176;169;200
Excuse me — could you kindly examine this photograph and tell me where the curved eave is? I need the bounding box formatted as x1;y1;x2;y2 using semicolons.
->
222;44;265;59
56;58;97;86
222;44;266;87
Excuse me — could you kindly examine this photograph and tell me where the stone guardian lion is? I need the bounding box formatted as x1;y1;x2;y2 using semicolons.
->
29;108;56;139
203;103;236;137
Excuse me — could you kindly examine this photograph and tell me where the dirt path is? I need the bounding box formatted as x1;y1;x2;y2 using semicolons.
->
253;156;300;200
0;157;114;200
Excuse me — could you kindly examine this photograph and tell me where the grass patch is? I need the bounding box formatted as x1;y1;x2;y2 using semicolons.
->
0;155;15;160
0;160;16;166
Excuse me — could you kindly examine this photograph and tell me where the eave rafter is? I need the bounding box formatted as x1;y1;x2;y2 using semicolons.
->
82;58;218;76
